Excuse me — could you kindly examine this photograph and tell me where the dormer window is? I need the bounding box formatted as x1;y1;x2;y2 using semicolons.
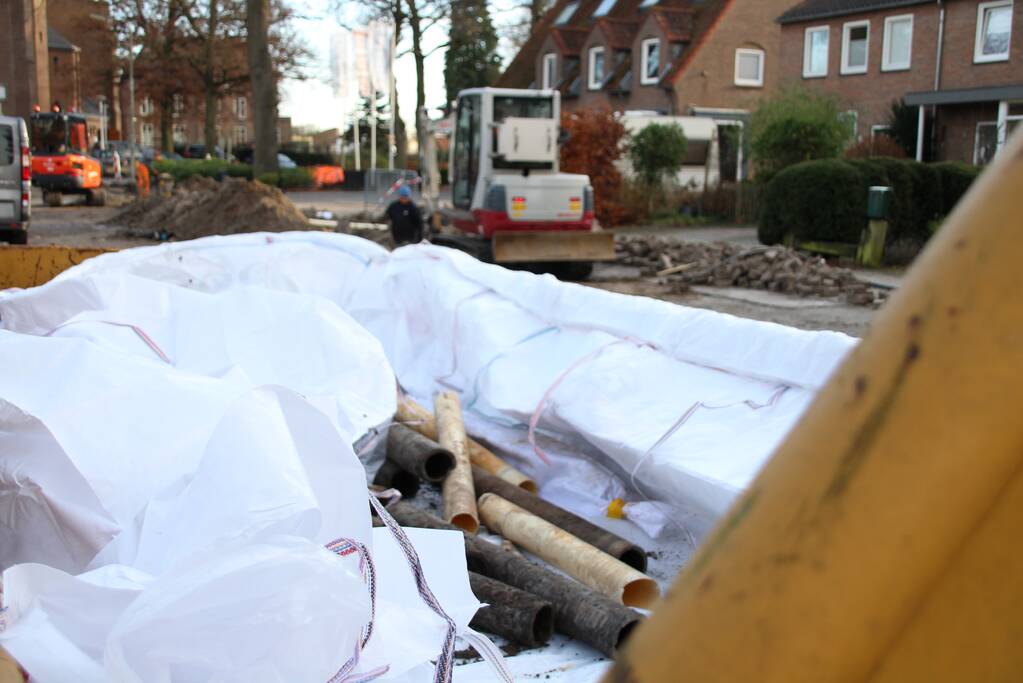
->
554;1;578;25
640;38;660;84
593;0;616;17
588;47;606;89
542;53;557;89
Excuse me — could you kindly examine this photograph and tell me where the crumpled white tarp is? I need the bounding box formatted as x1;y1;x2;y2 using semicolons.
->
0;270;480;681
36;231;855;533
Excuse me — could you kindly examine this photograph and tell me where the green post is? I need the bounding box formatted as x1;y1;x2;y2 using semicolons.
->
858;186;892;267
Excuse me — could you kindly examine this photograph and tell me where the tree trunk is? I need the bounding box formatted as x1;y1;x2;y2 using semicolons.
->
246;0;278;175
203;0;219;151
159;99;173;152
204;86;218;152
406;0;427;155
393;92;408;169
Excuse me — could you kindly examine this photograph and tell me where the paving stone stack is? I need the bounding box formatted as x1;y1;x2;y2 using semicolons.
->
615;236;885;306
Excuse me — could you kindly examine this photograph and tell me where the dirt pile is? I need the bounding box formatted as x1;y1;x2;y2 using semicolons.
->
616;235;885;306
113;176;310;240
336;211;394;249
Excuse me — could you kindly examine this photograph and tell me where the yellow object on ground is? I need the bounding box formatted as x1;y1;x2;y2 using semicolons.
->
492;230;615;263
0;245;111;289
606;498;625;519
605;133;1023;681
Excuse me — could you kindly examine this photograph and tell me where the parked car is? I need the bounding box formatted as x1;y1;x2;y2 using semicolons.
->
0;115;30;244
277;153;297;169
182;144;224;159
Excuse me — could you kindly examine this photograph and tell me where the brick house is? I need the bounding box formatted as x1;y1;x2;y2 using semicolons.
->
778;0;1023;164
0;0;51;121
498;0;797;117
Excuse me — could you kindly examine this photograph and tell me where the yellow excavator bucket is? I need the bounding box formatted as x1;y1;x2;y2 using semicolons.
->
0;245;112;290
491;230;616;263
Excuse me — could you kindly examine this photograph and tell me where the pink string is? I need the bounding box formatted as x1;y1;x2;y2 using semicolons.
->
527;337;655;465
45;319;171;364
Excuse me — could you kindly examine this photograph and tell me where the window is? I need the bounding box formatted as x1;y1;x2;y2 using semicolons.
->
173;93;184;114
593;0;616;17
840;110;859;140
172;123;186;144
975;1;1012;63
0;125;13;166
141;122;154;147
640;38;660;84
588;47;606;89
803;26;829;77
975;121;998;164
452;94;481;209
639;0;658;8
871;124;893;139
841;20;870;74
234;125;247;144
542;53;557;89
235;96;248;119
882;14;913;71
734;48;764;87
139;96;153;116
554;1;578;25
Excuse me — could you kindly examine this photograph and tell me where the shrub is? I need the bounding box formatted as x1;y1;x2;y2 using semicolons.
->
257;167;314;190
154;159;253;181
760;157;982;259
932;161;981;215
759;159;865;245
627;122;688;187
560;107;627;226
886;99;919;157
750;87;852;181
844;134;907;159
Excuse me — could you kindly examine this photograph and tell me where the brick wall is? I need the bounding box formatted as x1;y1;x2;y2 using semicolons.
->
779;4;939;138
934;101;999;162
0;0;51;120
937;0;1023;89
672;0;796;114
628;12;675;112
47;0;116;109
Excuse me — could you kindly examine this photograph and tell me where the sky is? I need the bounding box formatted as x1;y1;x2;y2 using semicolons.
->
279;0;522;134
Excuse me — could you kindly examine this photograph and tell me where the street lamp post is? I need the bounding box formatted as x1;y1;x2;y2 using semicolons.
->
127;34;137;185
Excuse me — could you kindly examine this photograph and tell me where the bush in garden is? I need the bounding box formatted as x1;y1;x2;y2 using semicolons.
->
560;107;627;226
759;158;981;254
750;87;852;181
932;161;981;215
626;122;688;188
758;159;864;245
256;167;314;189
154;158;253;181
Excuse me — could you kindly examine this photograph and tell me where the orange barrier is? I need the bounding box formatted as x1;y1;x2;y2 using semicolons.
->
311;165;345;189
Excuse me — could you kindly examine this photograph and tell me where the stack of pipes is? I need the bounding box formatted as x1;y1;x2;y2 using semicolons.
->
371;392;658;657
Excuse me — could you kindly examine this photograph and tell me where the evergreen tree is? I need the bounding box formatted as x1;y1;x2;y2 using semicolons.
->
444;0;502;106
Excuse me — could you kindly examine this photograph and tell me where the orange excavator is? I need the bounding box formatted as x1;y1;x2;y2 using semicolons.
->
29;106;104;207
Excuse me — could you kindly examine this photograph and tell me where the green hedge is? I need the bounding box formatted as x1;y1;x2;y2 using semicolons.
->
256;167;314;189
154;159;252;181
760;158;981;248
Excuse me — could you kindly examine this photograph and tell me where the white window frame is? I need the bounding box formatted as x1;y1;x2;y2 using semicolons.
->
588;46;606;90
974;120;998;164
803;26;829;78
235;96;248;119
139;96;153;116
974;0;1013;63
734;48;765;87
871;124;893;138
640;38;660;85
235;125;248;144
140;122;154;147
882;14;913;71
841;20;870;75
842;109;859;140
542;53;557;89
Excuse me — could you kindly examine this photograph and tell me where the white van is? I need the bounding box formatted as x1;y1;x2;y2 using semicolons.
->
0;115;30;244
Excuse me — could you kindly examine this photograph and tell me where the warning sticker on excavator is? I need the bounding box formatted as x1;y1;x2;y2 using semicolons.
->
511;196;526;216
569;196;581;212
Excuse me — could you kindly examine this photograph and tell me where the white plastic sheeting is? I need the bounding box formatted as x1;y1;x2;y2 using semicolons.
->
0;267;481;681
0;231;856;681
33;231;855;532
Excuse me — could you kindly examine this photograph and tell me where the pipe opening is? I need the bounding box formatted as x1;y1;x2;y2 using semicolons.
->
622;577;659;609
450;512;480;534
532;604;555;645
424;449;455;481
618;547;648;573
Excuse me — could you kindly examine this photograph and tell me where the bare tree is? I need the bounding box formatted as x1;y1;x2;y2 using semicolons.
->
246;0;277;174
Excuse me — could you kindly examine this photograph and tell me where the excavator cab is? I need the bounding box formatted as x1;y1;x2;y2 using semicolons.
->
436;88;614;278
30;109;104;207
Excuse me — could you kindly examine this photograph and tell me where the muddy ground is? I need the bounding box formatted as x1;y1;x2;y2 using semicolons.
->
20;188;894;337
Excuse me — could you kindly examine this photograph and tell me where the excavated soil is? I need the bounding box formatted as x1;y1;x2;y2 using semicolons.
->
112;176;311;240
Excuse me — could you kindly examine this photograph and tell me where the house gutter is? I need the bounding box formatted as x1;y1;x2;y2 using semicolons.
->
919;0;945;160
